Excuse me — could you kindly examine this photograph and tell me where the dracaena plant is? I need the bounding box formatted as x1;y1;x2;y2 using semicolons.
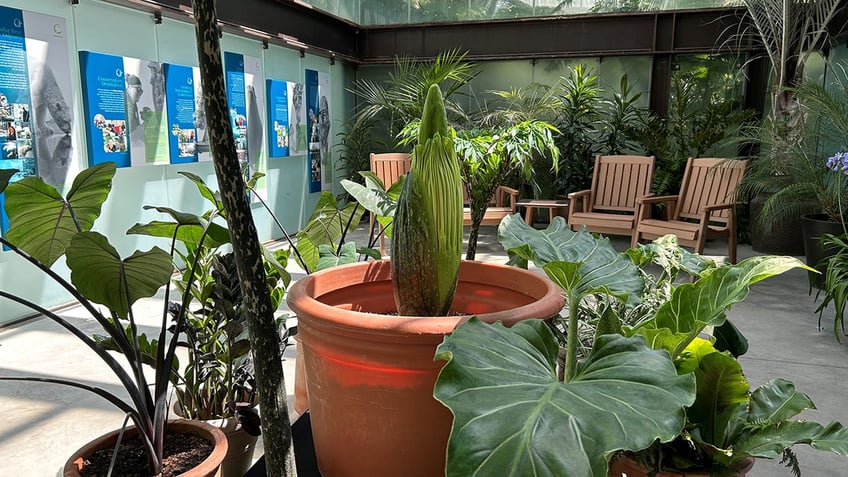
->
434;215;848;476
0;162;216;475
391;84;464;316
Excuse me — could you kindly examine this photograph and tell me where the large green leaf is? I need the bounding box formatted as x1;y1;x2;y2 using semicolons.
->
630;256;809;358
5;162;116;267
315;242;357;271
734;420;848;461
341;174;403;217
127;205;230;248
435;318;696;477
500;215;643;305
716;379;848;464
66;231;173;318
684;340;749;447
295;192;365;269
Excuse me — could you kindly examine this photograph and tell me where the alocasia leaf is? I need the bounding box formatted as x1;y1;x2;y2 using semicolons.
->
5;161;116;267
435;318;695;477
630;256;809;358
66;231;173;318
127;205;230;249
500;215;643;305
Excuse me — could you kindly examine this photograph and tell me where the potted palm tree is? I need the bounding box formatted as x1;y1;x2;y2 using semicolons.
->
286;85;565;476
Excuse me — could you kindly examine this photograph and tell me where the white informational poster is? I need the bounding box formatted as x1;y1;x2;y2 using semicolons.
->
287;82;306;156
23;10;77;187
123;57;168;166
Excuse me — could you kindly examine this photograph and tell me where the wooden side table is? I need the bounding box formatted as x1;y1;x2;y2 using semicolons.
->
517;199;569;226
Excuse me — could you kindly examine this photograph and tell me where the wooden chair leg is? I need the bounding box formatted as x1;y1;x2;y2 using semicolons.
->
630;229;640;249
728;233;737;264
729;214;738;264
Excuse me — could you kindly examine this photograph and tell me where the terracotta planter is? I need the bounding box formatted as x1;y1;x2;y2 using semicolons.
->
608;454;755;477
286;259;564;477
63;419;228;477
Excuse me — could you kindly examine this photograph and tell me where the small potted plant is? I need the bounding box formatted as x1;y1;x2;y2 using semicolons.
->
0;163;228;476
286;84;565;476
434;218;848;476
105;171;292;477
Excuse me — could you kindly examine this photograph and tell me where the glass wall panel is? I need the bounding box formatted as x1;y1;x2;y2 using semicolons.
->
302;0;741;26
598;56;651;107
533;58;602;87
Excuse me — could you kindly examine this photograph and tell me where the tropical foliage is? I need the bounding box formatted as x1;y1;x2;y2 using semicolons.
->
0;163;200;475
434;215;848;476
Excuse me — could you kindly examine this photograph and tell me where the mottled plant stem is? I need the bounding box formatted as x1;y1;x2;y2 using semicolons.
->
190;1;296;475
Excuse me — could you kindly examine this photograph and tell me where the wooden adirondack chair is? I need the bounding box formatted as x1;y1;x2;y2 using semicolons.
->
370;152;411;255
462;185;519;226
567;155;655;236
631;157;748;263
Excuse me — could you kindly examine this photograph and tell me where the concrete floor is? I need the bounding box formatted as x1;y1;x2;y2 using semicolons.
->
1;225;847;476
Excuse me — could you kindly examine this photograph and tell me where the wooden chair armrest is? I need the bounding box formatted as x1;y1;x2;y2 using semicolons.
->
566;189;590;214
636;194;678;205
701;202;737;212
495;186;519;211
566;189;590;200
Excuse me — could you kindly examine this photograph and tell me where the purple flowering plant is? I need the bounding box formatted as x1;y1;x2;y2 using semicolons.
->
824;151;848;232
816;151;848;339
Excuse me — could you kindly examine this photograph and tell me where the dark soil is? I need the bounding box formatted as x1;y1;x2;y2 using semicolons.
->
80;433;212;477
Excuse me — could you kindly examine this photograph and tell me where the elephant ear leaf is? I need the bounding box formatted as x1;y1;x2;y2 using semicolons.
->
5;161;116;267
434;318;695;477
500;215;643;305
66;231;172;319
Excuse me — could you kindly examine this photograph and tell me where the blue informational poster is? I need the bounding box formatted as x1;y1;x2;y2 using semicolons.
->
266;79;289;158
305;69;321;193
164;63;198;164
78;51;130;168
0;5;35;237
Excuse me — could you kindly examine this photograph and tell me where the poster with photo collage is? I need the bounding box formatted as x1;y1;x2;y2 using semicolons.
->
0;7;75;240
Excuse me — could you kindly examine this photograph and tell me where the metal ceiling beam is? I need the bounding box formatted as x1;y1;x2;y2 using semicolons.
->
110;0;361;60
357;8;753;64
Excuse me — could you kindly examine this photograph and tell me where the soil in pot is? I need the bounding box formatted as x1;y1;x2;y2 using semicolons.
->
80;433;212;477
65;420;227;477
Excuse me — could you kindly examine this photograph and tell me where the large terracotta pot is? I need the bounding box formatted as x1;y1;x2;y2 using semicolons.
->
608;454;755;477
286;259;564;477
63;419;228;477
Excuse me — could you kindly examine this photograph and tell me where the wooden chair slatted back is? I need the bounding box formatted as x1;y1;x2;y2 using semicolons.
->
589;155;655;212
675;158;748;225
370;153;412;191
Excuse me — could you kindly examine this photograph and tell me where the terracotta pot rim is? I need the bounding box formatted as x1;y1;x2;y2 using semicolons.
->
63;419;228;477
286;259;564;336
